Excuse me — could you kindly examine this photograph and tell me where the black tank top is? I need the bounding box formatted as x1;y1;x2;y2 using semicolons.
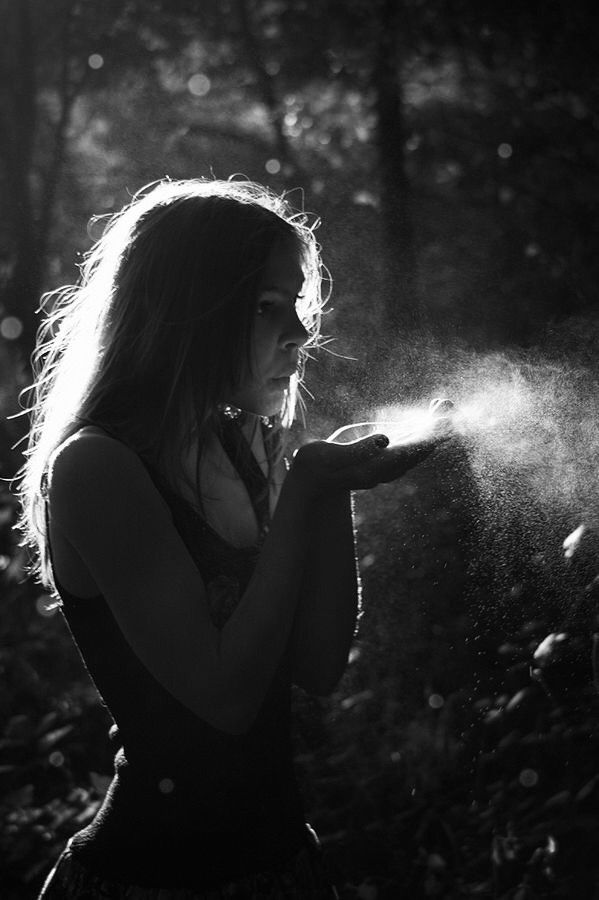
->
52;431;307;890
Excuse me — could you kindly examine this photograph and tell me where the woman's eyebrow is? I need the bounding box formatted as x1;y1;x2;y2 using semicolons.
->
259;285;302;298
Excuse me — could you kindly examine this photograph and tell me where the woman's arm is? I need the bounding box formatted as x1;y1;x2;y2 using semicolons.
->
49;431;315;736
291;489;359;696
48;430;443;736
287;432;452;696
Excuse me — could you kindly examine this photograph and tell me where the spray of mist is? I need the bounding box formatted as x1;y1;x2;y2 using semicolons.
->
326;322;599;622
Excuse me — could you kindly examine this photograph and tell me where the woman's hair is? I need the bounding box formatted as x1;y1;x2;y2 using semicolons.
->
17;177;326;590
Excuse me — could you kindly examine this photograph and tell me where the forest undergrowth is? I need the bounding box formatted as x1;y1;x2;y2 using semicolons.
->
1;458;598;899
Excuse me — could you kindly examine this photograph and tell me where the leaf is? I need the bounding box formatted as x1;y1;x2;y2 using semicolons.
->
505;687;534;712
36;711;59;735
38;725;74;752
542;790;571;810
4;714;35;740
575;776;598;803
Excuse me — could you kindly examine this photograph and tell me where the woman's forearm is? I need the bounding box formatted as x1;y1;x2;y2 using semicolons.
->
291;490;360;695
216;468;317;724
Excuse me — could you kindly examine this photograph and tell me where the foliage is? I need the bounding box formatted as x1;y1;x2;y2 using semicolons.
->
1;1;598;896
1;0;597;370
2;453;599;897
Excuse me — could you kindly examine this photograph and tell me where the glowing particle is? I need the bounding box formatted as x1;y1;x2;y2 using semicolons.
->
390;750;401;763
340;689;374;710
353;190;378;208
519;768;538;787
430;397;454;416
265;158;281;175
348;646;361;665
360;553;375;569
497;142;513;159
0;316;23;340
187;73;211;97
563;524;585;558
88;54;104;70
49;751;65;767
533;632;567;663
158;778;175;794
428;693;444;709
0;555;9;570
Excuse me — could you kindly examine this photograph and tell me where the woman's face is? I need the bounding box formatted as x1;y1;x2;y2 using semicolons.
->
228;239;309;416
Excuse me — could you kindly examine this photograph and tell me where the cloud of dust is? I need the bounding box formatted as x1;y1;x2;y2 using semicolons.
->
331;319;599;621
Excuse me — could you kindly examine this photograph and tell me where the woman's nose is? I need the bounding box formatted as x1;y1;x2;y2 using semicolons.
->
282;311;309;349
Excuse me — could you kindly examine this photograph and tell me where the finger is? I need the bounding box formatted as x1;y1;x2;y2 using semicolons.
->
431;418;455;438
328;432;390;461
326;422;380;444
430;397;455;416
353;433;390;460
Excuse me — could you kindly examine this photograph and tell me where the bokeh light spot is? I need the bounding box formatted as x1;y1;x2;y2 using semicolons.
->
563;524;585;558
498;142;513;159
1;316;23;341
88;54;104;70
158;777;175;794
428;693;444;709
187;73;211;97
348;646;361;665
265;158;281;175
49;750;65;767
519;768;539;787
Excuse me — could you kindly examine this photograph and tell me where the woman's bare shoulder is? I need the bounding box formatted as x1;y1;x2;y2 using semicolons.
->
49;427;138;486
48;427;168;528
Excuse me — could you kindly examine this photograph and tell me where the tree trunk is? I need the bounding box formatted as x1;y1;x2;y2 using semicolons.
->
234;0;303;181
2;1;81;366
373;0;420;331
2;0;40;359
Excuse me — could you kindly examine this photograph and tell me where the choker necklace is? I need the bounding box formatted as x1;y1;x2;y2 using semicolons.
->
217;403;274;429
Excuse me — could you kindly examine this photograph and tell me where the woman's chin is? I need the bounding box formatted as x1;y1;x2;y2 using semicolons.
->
228;380;289;418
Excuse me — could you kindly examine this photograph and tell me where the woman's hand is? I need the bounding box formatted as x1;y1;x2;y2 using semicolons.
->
292;429;448;495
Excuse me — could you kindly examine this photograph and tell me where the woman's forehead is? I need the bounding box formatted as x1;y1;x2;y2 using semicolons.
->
260;239;305;293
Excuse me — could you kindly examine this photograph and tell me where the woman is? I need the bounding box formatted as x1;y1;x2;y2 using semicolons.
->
17;178;443;897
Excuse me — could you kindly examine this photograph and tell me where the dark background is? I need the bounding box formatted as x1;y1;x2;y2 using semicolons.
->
1;1;599;896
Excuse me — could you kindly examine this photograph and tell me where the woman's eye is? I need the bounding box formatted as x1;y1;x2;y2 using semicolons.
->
257;299;274;315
